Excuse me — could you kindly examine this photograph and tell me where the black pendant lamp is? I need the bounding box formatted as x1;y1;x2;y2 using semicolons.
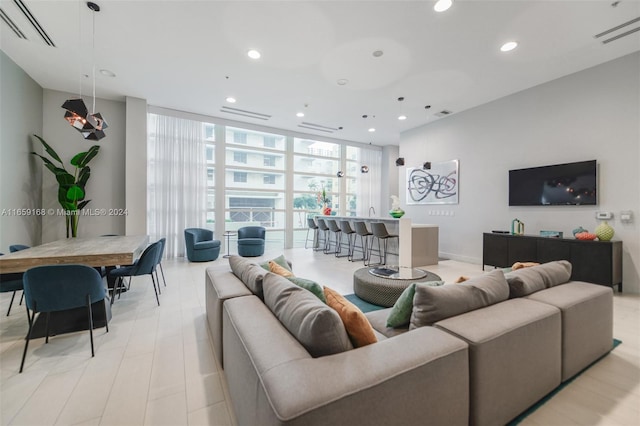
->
62;1;108;141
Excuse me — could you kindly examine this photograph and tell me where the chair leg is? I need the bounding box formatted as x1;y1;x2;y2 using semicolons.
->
6;290;16;316
19;307;35;373
159;263;167;287
45;312;51;344
151;274;160;306
87;295;95;357
155;270;162;295
304;228;311;249
19;291;24;305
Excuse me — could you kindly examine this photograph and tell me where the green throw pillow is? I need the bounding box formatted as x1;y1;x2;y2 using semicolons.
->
259;254;292;272
386;281;445;328
287;277;327;303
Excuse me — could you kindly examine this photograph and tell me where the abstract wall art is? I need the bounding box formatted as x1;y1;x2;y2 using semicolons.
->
406;159;459;205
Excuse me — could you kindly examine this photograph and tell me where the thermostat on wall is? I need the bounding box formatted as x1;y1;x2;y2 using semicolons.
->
596;211;613;220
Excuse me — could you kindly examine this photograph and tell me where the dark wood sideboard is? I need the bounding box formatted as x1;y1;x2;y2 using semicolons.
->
483;233;623;292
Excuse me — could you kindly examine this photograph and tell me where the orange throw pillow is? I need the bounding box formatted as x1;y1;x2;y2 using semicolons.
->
455;276;470;283
512;262;540;271
269;260;294;277
323;287;377;347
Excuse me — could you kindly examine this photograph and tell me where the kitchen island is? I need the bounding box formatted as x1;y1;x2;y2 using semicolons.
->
328;216;438;267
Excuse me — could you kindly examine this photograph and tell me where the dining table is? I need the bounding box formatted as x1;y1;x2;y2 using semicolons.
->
0;235;149;337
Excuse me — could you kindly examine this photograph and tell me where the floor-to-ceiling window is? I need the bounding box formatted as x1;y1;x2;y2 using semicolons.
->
148;108;382;254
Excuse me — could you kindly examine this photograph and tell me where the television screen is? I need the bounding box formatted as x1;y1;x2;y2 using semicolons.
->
509;160;597;206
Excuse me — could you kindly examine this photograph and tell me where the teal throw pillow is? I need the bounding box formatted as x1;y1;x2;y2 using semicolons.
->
287;277;327;303
260;254;292;272
386;281;445;328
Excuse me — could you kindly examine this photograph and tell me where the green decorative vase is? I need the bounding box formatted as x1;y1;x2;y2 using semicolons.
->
595;221;614;241
389;208;405;219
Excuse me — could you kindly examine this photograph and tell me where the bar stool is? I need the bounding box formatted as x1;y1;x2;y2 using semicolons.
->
368;222;399;266
315;218;330;252
305;217;319;250
325;219;342;255
353;221;372;264
338;220;356;259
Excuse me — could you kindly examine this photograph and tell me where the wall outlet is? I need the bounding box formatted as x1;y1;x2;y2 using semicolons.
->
596;211;612;220
620;211;633;223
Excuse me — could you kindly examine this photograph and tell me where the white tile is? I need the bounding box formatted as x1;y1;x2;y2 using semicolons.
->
144;392;188;426
187;401;232;426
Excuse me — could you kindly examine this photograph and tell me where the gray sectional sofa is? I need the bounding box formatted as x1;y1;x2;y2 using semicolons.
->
205;256;613;426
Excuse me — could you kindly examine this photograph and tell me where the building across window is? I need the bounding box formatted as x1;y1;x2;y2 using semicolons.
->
263;174;276;185
263;155;276;167
234;132;247;144
234;151;247;163
264;136;276;148
234;171;247;183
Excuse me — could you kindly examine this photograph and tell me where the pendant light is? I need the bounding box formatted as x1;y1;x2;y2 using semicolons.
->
62;1;108;141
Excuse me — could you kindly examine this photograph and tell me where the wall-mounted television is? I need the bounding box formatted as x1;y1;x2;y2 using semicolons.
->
509;160;597;206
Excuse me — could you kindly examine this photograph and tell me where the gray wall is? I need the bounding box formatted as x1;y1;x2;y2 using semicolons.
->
400;52;640;293
0;51;43;251
41;90;127;242
125;96;148;235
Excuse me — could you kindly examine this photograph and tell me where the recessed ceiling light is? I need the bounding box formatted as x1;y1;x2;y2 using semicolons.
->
500;41;518;52
337;79;349;86
372;50;384;57
296;112;305;117
368;128;376;132
398;115;407;121
247;49;261;59
434;0;453;13
226;97;237;103
99;69;115;77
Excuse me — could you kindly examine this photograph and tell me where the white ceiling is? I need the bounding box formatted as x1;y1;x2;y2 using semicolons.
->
1;0;639;145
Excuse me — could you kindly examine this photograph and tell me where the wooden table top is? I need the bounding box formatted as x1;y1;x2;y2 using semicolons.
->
0;235;149;274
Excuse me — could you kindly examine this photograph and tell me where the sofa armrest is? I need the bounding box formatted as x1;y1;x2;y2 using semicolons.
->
205;265;252;367
223;296;469;426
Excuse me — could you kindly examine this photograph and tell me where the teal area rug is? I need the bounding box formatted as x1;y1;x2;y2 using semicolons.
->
344;293;386;312
508;338;622;425
344;293;622;425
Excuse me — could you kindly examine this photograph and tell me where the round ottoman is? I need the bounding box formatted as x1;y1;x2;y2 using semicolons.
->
353;267;442;307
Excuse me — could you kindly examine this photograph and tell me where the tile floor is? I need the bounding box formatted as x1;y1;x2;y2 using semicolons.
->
0;247;638;425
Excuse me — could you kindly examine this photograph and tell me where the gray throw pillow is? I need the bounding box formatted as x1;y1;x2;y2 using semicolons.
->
410;269;509;329
263;273;353;357
505;260;572;298
229;255;265;299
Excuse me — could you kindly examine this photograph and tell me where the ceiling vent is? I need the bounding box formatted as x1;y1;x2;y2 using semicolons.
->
594;16;640;44
8;0;55;46
0;7;26;39
298;122;339;133
220;106;271;121
435;110;453;117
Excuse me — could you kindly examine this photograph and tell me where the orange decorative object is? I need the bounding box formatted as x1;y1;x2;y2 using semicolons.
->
575;232;597;241
322;206;332;215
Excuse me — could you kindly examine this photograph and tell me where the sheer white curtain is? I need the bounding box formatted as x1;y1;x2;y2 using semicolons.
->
358;148;382;217
148;113;207;258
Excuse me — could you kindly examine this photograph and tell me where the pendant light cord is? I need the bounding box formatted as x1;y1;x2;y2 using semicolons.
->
92;6;96;114
78;0;82;98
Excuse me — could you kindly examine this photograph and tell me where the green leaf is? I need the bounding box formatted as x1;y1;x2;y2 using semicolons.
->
79;145;100;167
78;166;91;186
66;185;85;202
32;135;63;165
55;172;75;186
70;152;88;167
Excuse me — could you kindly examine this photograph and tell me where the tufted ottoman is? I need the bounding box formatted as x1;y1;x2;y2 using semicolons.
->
353;267;442;307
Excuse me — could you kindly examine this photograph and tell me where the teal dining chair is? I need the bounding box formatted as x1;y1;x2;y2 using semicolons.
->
20;264;108;373
109;241;163;306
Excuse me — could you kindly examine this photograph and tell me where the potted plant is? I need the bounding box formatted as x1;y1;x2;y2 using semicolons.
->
31;135;100;238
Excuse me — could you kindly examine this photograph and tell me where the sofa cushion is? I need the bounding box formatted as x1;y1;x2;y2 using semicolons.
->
410;269;509;329
505;260;572;298
386;281;445;328
287;277;326;303
259;254;292;273
229;255;265;299
269;260;294;277
324;286;377;348
263;273;353;357
194;240;219;250
366;308;409;338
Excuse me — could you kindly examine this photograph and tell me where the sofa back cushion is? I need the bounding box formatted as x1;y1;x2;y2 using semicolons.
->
410;269;509;329
229;255;265;299
263;273;353;357
505;260;572;298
